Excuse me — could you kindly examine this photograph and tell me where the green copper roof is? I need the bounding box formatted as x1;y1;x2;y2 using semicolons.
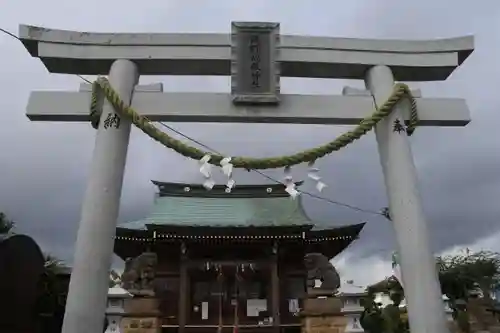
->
120;181;315;229
122;195;313;229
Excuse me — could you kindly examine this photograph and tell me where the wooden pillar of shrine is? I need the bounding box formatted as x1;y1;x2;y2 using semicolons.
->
271;243;280;333
178;242;188;333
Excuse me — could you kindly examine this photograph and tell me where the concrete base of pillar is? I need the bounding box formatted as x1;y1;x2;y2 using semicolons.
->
301;297;346;333
122;297;162;333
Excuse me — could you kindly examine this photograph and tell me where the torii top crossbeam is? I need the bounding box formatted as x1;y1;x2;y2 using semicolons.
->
19;24;473;81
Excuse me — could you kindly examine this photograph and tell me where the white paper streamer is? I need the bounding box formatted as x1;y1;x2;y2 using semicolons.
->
226;178;236;191
307;161;327;192
220;157;235;191
283;166;300;199
203;178;215;190
220;157;233;177
199;155;215;190
199;155;212;178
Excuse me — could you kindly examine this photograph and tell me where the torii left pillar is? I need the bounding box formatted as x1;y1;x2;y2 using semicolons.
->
61;59;139;333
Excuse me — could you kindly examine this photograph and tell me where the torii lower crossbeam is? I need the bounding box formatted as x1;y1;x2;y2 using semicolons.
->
26;87;470;126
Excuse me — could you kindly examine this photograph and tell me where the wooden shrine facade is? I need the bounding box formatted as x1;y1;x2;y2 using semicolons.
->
114;223;364;333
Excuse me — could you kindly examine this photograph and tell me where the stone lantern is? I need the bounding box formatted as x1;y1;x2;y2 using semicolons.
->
105;286;132;333
339;280;366;333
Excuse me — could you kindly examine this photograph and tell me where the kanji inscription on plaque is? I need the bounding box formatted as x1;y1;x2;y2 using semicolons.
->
231;22;280;105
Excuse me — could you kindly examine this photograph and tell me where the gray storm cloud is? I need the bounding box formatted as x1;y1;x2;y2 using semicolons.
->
0;0;499;266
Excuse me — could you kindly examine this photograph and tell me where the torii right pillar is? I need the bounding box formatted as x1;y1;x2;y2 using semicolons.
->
366;65;448;333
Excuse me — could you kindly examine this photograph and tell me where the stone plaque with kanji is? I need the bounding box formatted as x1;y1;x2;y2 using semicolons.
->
231;21;280;105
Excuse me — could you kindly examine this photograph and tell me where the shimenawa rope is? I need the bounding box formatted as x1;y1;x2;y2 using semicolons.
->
89;77;418;170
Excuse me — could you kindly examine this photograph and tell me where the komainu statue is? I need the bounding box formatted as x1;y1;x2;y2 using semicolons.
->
121;252;158;295
304;252;341;292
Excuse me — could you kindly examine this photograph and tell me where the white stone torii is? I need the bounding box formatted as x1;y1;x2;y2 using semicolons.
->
19;23;474;333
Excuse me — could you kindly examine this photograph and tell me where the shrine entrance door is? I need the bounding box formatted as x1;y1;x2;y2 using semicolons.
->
189;265;270;328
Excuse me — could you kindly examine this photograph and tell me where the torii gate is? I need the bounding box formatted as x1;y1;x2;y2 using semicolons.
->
19;23;473;333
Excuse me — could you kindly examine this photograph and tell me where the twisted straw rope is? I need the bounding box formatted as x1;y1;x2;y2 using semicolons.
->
90;77;418;170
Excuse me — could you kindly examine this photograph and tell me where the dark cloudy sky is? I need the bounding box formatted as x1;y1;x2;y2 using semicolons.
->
1;0;500;285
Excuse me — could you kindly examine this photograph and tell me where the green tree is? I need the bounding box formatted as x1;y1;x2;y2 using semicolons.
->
362;277;408;333
437;250;500;302
437;250;500;332
36;254;69;316
360;290;385;333
109;269;121;288
463;251;500;301
0;212;69;318
365;250;500;333
0;212;15;234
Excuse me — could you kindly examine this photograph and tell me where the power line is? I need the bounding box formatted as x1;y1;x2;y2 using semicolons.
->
0;28;18;40
77;75;92;84
1;27;385;217
155;122;384;216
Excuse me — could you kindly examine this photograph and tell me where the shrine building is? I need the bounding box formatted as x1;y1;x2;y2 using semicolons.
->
113;181;365;333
